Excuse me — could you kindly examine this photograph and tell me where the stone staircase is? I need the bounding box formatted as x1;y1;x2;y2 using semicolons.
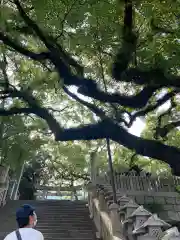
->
0;200;97;240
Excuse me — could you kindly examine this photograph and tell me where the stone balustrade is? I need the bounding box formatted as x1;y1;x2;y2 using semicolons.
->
99;170;180;193
87;182;180;240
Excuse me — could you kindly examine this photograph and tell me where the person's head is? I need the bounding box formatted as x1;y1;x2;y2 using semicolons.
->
16;204;37;228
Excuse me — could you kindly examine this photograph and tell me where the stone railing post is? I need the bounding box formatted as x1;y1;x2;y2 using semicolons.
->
87;182;97;219
90;152;99;184
109;203;124;239
99;190;106;211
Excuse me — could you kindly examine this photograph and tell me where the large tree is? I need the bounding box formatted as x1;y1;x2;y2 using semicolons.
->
1;0;180;174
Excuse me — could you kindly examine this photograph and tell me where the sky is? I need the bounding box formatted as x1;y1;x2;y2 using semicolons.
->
129;118;145;136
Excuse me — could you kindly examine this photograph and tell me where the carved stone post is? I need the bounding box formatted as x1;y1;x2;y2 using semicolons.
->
99;190;105;211
90;152;98;184
109;203;124;239
119;200;139;240
87;183;97;219
119;200;139;219
118;196;131;207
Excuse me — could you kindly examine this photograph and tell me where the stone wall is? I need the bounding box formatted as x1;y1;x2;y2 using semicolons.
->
128;193;180;223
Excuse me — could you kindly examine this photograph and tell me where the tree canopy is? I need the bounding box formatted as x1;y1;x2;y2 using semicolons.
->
1;0;180;175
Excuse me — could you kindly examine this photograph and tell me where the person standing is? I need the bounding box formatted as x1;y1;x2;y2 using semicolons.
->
4;204;44;240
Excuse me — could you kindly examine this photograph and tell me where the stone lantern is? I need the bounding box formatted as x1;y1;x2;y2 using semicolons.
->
129;206;152;230
133;214;171;240
119;199;139;219
117;195;131;207
118;200;139;240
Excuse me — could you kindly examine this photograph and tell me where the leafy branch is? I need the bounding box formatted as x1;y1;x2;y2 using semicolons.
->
0;0;180;175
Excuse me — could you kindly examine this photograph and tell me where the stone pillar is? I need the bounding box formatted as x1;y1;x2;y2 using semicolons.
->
90;152;98;184
87;183;97;219
99;190;105;211
109;203;124;239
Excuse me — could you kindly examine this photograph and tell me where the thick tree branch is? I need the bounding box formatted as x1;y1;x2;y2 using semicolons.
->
0;0;180;178
78;84;158;108
13;0;83;76
129;91;176;126
112;0;137;81
0;105;62;139
63;86;107;118
154;98;177;139
1;99;180;175
0;33;158;109
0;33;50;61
157;120;180;137
2;0;180;116
13;0;50;48
56;119;180;175
123;68;180;87
0;6;157;110
0;87;63;139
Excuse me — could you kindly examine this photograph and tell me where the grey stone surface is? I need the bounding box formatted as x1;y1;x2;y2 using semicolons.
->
135;195;145;205
127;195;136;201
144;196;154;204
158;211;169;221
174;205;180;211
165;197;176;204
167;211;180;221
163;205;174;211
154;196;166;204
175;197;180;205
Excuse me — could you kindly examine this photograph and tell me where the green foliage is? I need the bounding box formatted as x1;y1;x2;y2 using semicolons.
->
1;0;180;179
0;115;44;170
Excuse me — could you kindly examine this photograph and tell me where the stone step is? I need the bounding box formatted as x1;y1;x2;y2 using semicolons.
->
41;238;94;240
0;234;95;240
0;232;95;237
0;200;96;240
0;228;95;232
